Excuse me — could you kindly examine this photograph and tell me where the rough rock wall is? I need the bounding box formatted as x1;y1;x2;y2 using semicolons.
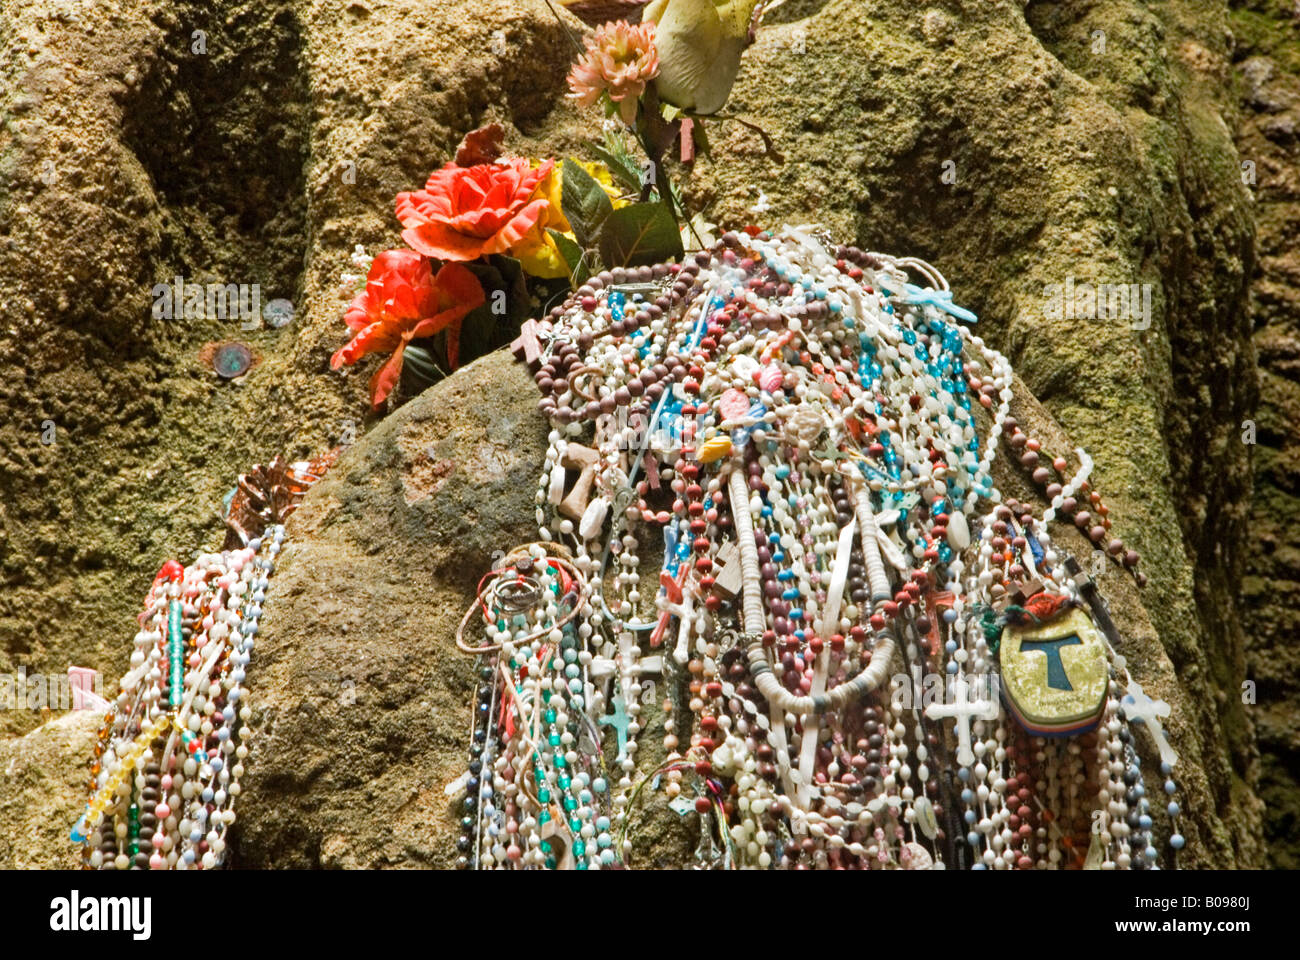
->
0;710;97;868
0;0;314;740
1229;0;1300;870
0;0;582;741
0;0;1272;867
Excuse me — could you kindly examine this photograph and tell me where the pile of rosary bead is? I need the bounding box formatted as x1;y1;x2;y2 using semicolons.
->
74;532;281;870
73;454;329;870
469;226;1181;869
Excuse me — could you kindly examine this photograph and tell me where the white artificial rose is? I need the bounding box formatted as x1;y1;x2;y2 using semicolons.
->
643;0;762;114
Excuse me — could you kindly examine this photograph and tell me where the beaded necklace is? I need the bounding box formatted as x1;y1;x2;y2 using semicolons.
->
461;226;1182;870
72;454;331;869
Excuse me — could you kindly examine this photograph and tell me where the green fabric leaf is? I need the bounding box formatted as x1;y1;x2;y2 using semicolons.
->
561;158;614;249
588;142;643;195
459;305;497;363
401;343;445;395
488;254;530;323
598;202;684;269
460;255;532;360
548;228;592;287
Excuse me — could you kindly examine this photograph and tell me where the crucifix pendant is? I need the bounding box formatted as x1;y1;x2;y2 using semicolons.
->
924;674;998;767
598;693;632;762
1121;680;1178;769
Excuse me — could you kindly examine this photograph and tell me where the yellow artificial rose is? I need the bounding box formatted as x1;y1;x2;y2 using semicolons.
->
511;160;626;279
643;0;763;115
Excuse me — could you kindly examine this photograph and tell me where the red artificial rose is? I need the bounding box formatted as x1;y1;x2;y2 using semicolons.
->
395;158;554;261
331;249;485;408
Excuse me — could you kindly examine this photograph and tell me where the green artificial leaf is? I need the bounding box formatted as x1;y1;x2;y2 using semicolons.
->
598;201;684;269
463;258;525;323
401;343;445;395
455;255;533;360
500;255;534;328
455;302;498;364
588;142;643;195
661;102;684;123
547;228;592;287
488;254;530;322
561;158;614;249
463;260;508;302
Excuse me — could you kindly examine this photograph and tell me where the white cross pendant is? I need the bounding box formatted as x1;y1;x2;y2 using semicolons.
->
925;675;999;767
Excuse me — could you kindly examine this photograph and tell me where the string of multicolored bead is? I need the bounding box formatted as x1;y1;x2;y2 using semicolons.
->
72;455;331;869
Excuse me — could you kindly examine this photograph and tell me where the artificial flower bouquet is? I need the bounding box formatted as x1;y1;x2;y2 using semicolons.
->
332;0;776;409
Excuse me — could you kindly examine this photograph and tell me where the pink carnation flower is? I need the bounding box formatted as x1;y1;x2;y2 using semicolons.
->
567;21;660;126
